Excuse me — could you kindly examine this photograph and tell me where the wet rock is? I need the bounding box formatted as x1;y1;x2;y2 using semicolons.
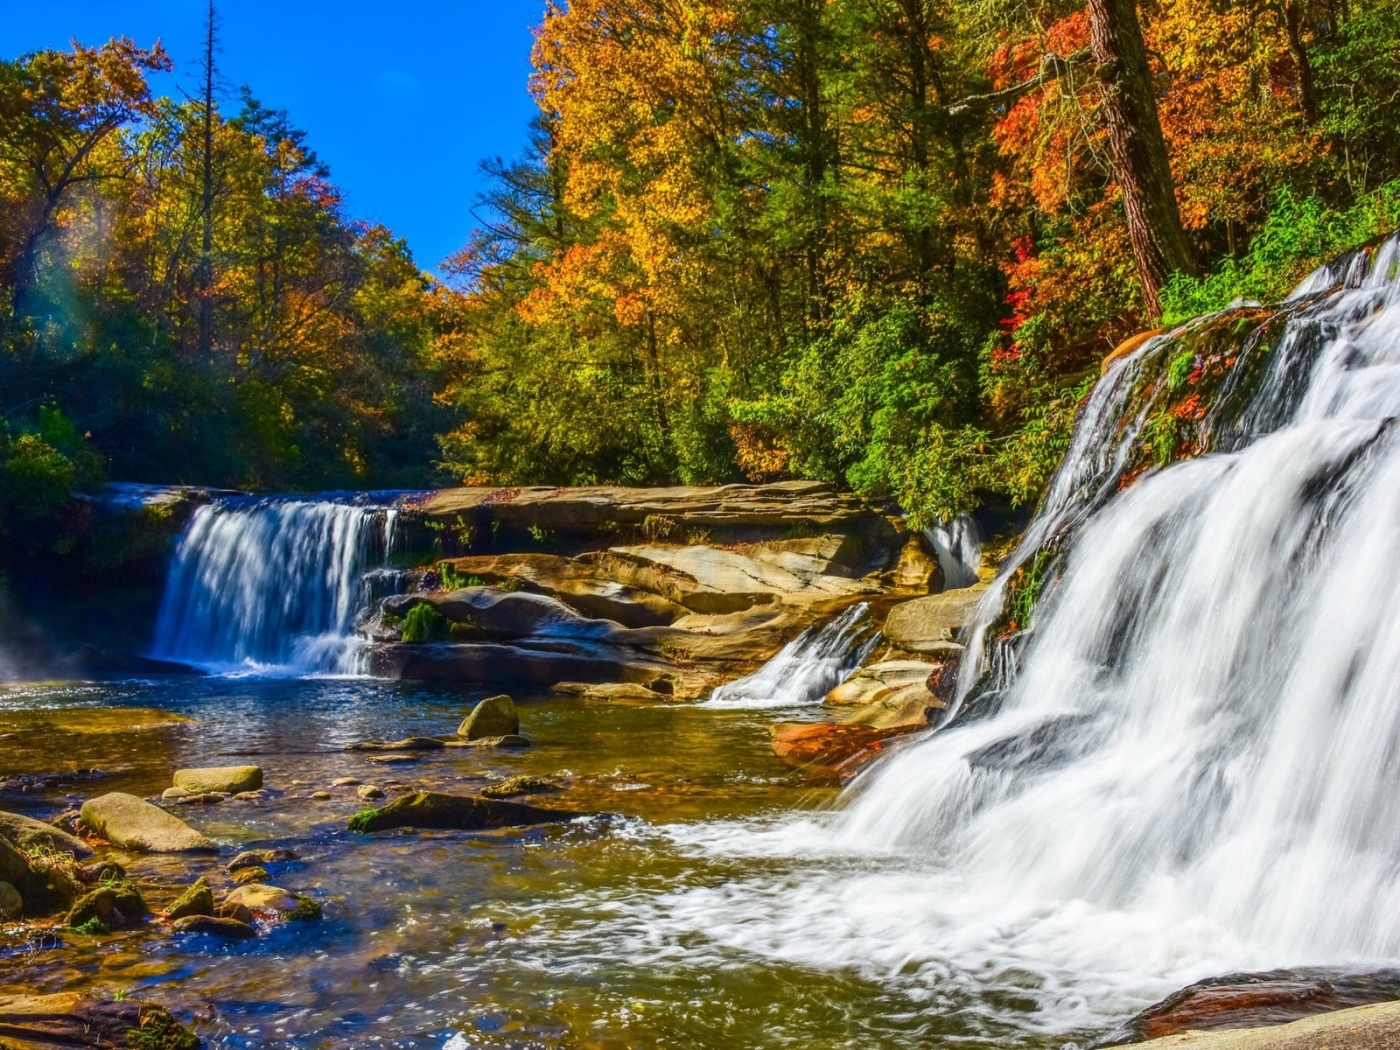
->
356;785;385;801
164;877;214;920
79;793;214;852
50;810;80;834
173;792;226;805
224;884;320;921
882;586;988;653
161;788;187;800
480;775;560;799
1099;968;1400;1045
0;992;200;1050
770;721;924;782
0;811;92;858
65;881;146;932
233;790;266;801
309;791;331;800
217;900;254;924
226;848;296;872
332;777;361;787
457;694;520;739
229;866;269;885
345;736;445;752
0;836;41;901
0;880;22;919
171;914;256;940
347;790;577;833
173;766;263;794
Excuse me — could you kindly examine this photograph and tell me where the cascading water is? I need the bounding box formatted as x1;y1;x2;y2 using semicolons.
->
637;237;1400;1037
925;514;982;589
704;603;879;709
151;495;402;675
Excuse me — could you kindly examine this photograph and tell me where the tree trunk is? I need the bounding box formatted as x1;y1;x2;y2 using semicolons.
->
1283;0;1319;123
198;1;217;360
1087;0;1195;317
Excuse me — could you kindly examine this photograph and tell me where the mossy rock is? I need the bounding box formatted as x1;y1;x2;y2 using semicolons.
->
124;1003;202;1050
286;895;322;922
456;695;519;740
347;789;575;833
66;881;147;933
165;877;214;920
170;914;257;941
229;866;269;885
480;775;560;799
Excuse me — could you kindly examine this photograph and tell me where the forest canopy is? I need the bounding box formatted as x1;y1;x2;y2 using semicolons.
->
2;0;1399;557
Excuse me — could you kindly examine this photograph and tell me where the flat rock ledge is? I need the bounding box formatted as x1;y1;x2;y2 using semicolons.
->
1135;999;1400;1049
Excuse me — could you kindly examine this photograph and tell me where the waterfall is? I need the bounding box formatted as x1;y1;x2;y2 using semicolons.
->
836;235;1400;963
705;603;880;709
151;495;401;675
924;514;982;589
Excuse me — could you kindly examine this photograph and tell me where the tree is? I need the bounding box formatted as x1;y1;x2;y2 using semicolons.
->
1087;0;1196;314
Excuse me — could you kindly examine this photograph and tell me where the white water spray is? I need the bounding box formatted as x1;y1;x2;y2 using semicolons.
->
151;496;401;675
705;603;879;710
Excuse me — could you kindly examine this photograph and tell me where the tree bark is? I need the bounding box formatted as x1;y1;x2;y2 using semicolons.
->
198;1;217;360
1282;0;1319;123
1087;0;1195;317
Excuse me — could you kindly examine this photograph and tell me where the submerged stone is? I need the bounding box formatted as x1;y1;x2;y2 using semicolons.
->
78;793;213;853
346;790;576;833
229;866;268;885
457;694;520;739
173;766;263;794
345;736;445;752
225;848;295;872
480;775;560;799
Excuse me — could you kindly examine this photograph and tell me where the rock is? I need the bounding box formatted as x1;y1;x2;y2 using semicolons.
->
0;836;39;901
309;791;331;800
1102;326;1164;375
551;681;672;702
441;734;531;750
457;694;520;739
0;881;22;919
226;848;295;872
347;790;577;833
824;660;950;730
332;777;361;787
224;884;320;922
882;585;988;652
171;914;257;940
218;901;254;924
1132;1000;1400;1047
0;992;200;1050
770;721;924;782
480;775;559;799
0;811;92;858
65;881;146;932
173;792;225;805
230;866;269;885
1101;969;1400;1045
172;766;263;794
161;788;187;800
892;534;944;593
356;785;385;801
233;790;266;801
345;736;445;752
367;641;671;690
165;877;214;920
79;793;214;852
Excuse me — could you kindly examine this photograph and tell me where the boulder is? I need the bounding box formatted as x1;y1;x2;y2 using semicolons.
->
217;900;254;924
0;837;36;897
892;534;944;593
1134;1000;1400;1047
171;914;257;940
223;883;299;915
770;721;925;782
882;585;989;653
356;785;385;801
1103;968;1400;1046
0;993;200;1050
0;881;22;919
347;790;577;833
78;792;214;852
230;866;269;885
226;848;295;872
457;694;519;739
0;811;92;858
824;660;951;730
165;877;214;920
65;882;146;931
172;766;263;794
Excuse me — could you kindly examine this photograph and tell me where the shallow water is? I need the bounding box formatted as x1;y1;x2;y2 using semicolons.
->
0;677;1131;1050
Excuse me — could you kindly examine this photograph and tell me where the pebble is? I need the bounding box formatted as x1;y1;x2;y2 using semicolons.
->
309;791;331;800
332;777;361;787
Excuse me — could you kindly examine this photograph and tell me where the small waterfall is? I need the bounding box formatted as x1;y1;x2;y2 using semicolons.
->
924;514;982;589
151;495;401;675
705;603;880;709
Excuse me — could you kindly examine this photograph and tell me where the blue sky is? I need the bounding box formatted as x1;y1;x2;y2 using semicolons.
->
0;1;544;269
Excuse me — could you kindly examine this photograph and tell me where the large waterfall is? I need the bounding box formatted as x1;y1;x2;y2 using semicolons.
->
647;237;1400;1034
151;495;401;675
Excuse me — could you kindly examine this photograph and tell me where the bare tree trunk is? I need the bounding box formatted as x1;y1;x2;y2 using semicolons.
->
198;1;217;360
1283;0;1319;123
1088;0;1195;317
